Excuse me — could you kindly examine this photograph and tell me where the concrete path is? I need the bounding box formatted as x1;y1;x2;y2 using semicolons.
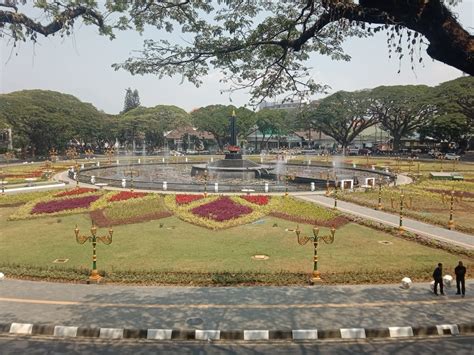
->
294;194;474;250
0;280;472;330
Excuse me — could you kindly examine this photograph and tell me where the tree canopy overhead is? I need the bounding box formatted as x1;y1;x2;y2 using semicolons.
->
2;1;472;103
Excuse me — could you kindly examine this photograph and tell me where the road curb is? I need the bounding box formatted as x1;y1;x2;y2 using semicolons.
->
1;322;472;341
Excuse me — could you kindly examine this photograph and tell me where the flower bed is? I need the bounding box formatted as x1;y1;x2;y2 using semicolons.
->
31;195;101;214
191;197;253;222
269;212;349;228
108;191;148;202
91;209;172;227
272;196;338;221
239;195;270;205
54;188;96;197
175;194;205;205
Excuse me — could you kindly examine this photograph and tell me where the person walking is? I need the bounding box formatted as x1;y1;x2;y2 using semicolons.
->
455;261;467;297
433;263;444;295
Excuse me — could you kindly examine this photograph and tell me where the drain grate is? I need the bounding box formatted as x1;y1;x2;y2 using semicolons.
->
252;254;269;260
53;258;69;263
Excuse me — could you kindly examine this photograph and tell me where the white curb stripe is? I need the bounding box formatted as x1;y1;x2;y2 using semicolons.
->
9;323;33;335
195;330;220;340
244;330;269;340
388;326;414;337
340;328;366;339
4;183;66;193
99;328;124;339
147;329;172;340
292;329;318;340
53;326;78;337
436;324;459;335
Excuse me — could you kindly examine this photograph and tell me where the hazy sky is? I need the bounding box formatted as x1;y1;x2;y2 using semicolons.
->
1;1;472;114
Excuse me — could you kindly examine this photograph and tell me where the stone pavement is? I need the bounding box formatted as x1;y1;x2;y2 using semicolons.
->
0;279;473;341
294;194;474;250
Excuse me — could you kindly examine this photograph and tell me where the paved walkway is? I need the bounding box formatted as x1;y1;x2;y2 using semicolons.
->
294;194;474;250
0;280;472;331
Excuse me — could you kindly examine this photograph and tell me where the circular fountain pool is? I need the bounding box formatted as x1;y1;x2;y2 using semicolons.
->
78;158;394;193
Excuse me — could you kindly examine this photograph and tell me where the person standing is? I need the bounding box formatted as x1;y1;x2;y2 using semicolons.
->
455;261;467;297
433;263;444;295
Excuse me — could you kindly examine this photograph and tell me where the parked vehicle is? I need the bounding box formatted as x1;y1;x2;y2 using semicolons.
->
444;153;460;160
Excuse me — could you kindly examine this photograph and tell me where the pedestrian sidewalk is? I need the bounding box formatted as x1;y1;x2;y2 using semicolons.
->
294;194;474;250
0;280;472;341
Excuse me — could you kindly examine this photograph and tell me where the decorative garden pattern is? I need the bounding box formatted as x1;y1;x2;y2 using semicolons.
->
191;197;253;221
54;188;96;197
108;191;149;202
175;194;205;205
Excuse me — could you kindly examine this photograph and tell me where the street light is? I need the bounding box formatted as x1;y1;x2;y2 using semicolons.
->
284;168;296;197
105;147;116;165
0;170;6;195
399;191;404;235
325;169;330;196
66;147;80;187
295;225;336;284
75;224;113;283
203;169;209;197
377;177;383;210
125;169;139;192
333;175;338;209
448;189;455;230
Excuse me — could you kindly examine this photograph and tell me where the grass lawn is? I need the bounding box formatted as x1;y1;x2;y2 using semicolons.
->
0;206;470;284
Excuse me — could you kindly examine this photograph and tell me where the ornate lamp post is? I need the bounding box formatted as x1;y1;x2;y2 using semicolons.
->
448;189;455;230
85;148;94;160
75;224;113;282
49;148;58;166
105;147;116;165
333;176;338;209
0;170;6;195
284;169;296;197
125;169;139;192
4;151;15;164
203;169;209;197
399;191;404;235
325;169;330;196
295;225;336;284
377;177;383;210
66;147;80;187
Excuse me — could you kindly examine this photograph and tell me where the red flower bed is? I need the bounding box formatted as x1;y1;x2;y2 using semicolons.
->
55;188;96;197
269;212;349;228
90;209;173;227
108;191;148;202
31;195;100;214
240;195;270;205
176;194;205;205
191;197;252;221
5;171;43;179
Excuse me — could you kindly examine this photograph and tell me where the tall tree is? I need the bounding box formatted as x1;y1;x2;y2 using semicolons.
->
0;90;107;155
419;76;474;150
2;1;472;104
118;105;190;150
191;105;255;150
308;91;377;154
369;85;436;151
122;88;140;114
254;109;290;150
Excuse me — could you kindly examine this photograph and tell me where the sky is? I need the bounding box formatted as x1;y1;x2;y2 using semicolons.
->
0;1;472;114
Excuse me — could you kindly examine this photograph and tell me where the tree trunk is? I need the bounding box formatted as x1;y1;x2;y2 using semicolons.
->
392;135;402;152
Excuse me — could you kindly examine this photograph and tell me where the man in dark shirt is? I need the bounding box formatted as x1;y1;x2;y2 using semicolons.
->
433;263;444;295
455;261;467;297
